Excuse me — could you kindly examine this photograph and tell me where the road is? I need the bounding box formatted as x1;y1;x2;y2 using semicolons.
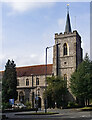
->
2;108;92;120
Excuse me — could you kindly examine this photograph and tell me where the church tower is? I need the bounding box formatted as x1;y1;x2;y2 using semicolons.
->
53;5;83;100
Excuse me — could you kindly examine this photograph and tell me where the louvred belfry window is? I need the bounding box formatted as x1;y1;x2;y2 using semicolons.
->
63;43;67;55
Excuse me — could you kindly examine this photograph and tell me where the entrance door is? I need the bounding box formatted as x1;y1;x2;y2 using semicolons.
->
19;91;24;103
38;97;41;108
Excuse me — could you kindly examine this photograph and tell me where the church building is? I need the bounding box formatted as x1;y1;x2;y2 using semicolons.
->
1;5;83;109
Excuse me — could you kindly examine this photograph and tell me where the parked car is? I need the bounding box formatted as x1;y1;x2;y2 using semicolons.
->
12;103;26;109
12;103;19;108
18;103;26;109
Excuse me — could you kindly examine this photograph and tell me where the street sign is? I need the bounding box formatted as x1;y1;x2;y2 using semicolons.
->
9;99;14;105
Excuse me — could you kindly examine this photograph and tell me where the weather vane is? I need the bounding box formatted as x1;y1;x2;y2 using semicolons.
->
67;4;69;13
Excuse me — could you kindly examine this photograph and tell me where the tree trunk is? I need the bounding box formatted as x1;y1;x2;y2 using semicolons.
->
85;98;87;107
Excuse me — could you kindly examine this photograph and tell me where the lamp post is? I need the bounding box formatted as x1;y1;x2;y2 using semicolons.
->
31;74;34;109
44;43;60;113
56;43;61;76
36;77;38;113
45;46;53;113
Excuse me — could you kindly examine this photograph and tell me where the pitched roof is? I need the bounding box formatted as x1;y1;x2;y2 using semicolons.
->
0;64;53;77
16;64;53;77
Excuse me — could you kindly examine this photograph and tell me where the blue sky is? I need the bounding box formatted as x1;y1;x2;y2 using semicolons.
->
1;1;90;70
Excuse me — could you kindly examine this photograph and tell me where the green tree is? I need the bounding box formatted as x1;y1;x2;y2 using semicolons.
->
44;76;67;108
2;59;18;103
70;53;92;106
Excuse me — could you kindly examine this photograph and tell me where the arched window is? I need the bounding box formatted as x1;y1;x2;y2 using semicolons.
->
64;74;67;81
63;43;68;56
26;78;29;86
36;77;39;85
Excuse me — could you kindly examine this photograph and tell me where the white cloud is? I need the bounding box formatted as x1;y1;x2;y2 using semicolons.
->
2;1;55;15
0;53;46;70
57;18;65;32
9;2;46;13
2;0;91;15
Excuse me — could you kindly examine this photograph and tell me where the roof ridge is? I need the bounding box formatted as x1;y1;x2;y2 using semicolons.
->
16;64;53;69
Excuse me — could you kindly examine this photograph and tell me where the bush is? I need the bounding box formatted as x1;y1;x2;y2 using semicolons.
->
89;99;92;105
62;102;68;109
2;102;12;110
25;101;31;109
67;101;78;108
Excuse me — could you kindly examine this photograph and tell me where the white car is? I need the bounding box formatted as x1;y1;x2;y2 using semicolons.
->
12;103;26;109
18;103;26;109
12;103;19;108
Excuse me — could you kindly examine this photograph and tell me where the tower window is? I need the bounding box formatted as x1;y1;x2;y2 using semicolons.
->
64;74;67;81
26;78;29;86
63;43;68;55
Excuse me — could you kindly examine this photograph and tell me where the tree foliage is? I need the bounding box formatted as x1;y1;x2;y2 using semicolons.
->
70;53;92;106
2;59;18;103
44;76;67;108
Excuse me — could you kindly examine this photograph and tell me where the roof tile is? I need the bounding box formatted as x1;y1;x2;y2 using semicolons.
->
16;64;53;77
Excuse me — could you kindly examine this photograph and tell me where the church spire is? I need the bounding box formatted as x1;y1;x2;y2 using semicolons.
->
65;4;72;33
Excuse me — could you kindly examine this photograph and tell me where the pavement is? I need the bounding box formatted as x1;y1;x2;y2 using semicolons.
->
2;117;92;119
1;108;92;120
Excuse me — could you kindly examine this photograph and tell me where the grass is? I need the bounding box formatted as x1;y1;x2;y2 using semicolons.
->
80;106;92;111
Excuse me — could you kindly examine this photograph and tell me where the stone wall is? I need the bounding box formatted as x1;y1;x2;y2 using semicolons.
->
53;30;82;101
16;74;52;108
